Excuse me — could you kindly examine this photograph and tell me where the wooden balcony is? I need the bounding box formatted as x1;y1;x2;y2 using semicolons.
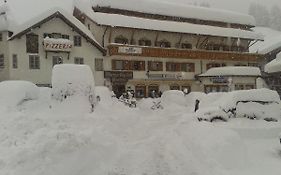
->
108;44;263;62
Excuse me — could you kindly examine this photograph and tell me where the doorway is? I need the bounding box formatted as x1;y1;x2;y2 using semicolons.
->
112;85;126;98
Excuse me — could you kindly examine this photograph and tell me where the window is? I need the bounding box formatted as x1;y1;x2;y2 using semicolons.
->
0;54;4;69
52;56;63;67
29;55;40;69
235;84;244;90
114;35;129;44
148;61;163;71
74;35;82;46
206;63;226;70
166;62;180;72
156;40;171;48
88;24;91;30
95;58;103;71
43;33;69;39
112;60;124;70
133;61;145;71
0;33;2;41
12;54;18;69
170;85;180;90
181;63;195;72
234;63;247;66
62;34;70;39
166;62;194;72
52;33;62;39
245;84;255;90
135;85;146;98
181;43;192;49
74;57;84;64
26;34;39;53
139;38;151;46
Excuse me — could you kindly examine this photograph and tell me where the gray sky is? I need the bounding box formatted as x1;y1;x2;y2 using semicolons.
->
168;0;281;13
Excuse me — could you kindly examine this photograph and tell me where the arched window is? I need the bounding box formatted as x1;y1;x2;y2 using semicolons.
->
114;35;129;44
156;39;171;48
139;38;152;46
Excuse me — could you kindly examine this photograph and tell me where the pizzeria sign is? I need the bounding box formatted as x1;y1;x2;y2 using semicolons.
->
43;38;73;52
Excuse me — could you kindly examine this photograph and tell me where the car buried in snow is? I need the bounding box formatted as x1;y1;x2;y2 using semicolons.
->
195;89;281;122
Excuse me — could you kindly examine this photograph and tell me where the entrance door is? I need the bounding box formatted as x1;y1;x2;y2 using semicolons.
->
148;85;159;98
53;56;63;67
112;85;126;98
135;85;146;98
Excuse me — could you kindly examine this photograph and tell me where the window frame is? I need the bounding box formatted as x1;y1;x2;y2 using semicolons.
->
74;35;82;47
29;55;40;69
12;54;18;69
0;54;4;69
26;34;39;53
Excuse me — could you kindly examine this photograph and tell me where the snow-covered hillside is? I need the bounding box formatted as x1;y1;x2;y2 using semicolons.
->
0;83;281;175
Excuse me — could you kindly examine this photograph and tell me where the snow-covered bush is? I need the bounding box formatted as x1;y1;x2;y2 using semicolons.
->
0;80;39;107
51;64;96;112
196;107;229;122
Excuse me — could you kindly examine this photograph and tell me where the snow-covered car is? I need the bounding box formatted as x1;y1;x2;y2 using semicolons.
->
0;80;39;107
51;64;96;112
196;89;281;122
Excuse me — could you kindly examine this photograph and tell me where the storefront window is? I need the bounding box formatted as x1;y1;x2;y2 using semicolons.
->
135;86;146;98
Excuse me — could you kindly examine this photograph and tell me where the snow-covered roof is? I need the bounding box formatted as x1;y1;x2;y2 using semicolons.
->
9;8;105;54
80;9;263;40
250;27;281;54
199;66;261;77
92;0;256;26
264;53;281;73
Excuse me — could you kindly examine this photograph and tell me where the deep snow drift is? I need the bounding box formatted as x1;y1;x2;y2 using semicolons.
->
0;84;281;175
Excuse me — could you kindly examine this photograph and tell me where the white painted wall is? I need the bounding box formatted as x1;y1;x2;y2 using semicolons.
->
7;17;103;85
0;31;10;81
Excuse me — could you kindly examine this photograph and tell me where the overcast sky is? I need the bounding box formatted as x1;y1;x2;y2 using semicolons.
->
169;0;281;13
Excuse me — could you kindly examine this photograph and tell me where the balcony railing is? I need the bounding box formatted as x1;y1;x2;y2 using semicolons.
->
108;44;263;62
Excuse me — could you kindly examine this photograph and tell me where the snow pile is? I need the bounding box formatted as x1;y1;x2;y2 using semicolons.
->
0;81;39;108
161;90;186;108
250;27;281;54
95;86;116;106
199;66;261;77
264;52;281;73
92;0;256;26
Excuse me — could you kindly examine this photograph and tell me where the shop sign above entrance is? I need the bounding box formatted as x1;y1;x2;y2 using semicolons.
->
118;46;142;54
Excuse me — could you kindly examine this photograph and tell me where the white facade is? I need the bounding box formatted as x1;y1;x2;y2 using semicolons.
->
1;11;104;86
